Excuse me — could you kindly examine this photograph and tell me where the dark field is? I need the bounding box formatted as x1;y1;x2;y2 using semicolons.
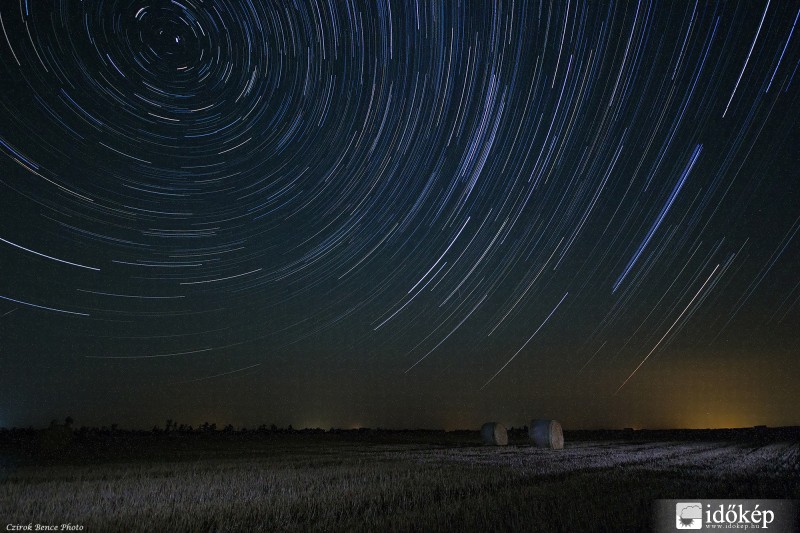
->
2;429;799;532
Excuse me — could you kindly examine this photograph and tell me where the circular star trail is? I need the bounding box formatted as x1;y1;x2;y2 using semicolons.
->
1;1;798;428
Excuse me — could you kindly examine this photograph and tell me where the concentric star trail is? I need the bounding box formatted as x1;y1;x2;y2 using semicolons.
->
1;0;798;429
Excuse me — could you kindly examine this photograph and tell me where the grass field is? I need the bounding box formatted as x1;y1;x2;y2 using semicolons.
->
2;432;798;532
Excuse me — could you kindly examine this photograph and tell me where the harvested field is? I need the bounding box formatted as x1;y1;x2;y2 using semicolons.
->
2;433;798;532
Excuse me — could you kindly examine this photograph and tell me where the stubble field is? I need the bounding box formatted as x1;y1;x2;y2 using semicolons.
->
2;433;798;532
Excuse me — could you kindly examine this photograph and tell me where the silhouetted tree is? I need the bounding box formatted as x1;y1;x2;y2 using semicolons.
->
40;418;73;456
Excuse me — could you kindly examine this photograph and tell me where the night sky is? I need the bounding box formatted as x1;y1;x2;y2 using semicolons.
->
1;1;798;431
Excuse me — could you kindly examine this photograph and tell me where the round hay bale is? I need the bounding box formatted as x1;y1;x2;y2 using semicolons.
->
528;419;564;449
480;422;508;446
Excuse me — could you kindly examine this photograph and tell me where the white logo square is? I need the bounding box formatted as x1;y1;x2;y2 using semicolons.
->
676;502;703;529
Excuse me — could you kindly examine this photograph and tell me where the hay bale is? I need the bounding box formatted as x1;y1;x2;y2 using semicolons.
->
480;422;508;446
528;419;564;449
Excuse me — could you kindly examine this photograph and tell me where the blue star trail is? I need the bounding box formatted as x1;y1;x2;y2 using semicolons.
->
0;0;797;429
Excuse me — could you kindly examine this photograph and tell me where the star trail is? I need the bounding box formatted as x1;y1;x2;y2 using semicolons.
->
0;0;798;430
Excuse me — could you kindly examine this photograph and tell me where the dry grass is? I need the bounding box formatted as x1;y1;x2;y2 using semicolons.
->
2;438;798;532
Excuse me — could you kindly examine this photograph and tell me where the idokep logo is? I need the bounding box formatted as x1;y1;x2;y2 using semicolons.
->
657;499;797;532
705;503;776;529
675;502;703;529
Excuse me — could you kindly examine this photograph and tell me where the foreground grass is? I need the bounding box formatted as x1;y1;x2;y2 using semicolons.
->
2;438;798;532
